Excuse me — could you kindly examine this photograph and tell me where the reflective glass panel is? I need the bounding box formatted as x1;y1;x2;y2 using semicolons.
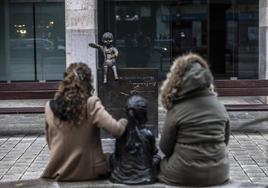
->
35;3;66;81
0;0;65;81
4;2;35;81
102;0;259;80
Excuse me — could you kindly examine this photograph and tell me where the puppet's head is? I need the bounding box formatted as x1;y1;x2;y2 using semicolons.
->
102;32;114;47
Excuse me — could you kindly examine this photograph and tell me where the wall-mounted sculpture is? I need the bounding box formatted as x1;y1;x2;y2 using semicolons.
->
89;32;119;84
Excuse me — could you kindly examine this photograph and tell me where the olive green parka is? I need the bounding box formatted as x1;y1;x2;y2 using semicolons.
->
158;53;230;186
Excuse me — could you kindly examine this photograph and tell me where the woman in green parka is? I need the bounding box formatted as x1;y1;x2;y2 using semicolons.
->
158;53;230;186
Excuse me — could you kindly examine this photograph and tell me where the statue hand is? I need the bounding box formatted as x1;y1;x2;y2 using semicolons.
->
88;43;95;48
127;109;135;119
126;109;137;127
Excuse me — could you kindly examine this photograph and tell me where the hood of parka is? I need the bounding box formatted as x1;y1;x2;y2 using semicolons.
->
160;53;215;110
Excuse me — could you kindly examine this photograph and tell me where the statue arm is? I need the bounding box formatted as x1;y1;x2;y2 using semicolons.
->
113;47;119;57
144;129;158;155
111;47;119;59
89;43;102;50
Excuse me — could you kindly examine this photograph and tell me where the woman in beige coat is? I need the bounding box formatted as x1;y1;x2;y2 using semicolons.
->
41;63;127;181
158;53;230;186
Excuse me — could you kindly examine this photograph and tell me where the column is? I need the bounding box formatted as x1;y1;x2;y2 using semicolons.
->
65;0;97;84
259;0;268;79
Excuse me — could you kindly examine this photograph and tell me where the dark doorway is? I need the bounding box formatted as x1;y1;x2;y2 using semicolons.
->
209;1;231;76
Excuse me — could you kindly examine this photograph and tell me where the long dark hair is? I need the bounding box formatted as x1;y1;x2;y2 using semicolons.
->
50;63;94;126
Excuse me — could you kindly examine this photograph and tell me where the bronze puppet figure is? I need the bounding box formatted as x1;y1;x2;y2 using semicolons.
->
110;95;160;185
89;32;119;84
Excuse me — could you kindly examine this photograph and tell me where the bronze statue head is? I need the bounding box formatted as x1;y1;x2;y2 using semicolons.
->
126;95;147;125
102;32;114;47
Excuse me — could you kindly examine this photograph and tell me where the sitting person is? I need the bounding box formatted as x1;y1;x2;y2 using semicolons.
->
110;95;160;185
158;53;230;186
41;63;127;181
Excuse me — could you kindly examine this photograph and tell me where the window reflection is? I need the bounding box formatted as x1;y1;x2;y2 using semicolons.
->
103;0;208;79
35;3;66;81
0;1;65;81
102;0;259;80
8;3;35;81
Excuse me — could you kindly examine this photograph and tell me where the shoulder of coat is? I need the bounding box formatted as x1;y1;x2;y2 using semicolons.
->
87;95;101;106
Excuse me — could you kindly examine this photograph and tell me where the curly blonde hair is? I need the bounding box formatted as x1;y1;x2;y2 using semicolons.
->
50;63;94;126
160;53;215;110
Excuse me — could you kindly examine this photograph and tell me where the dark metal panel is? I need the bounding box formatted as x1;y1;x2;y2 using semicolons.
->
98;68;159;136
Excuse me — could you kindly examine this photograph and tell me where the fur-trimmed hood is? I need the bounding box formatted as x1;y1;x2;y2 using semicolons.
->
160;53;215;110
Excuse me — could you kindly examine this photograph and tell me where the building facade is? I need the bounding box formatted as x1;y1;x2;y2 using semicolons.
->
0;0;267;85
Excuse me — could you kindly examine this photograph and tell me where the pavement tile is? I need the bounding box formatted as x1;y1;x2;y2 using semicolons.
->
246;172;267;178
1;174;21;182
250;177;268;182
238;161;257;165
0;133;267;185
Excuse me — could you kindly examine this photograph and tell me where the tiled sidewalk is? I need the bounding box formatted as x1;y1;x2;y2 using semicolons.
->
0;133;267;185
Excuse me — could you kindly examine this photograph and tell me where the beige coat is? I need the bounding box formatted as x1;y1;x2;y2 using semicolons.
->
41;96;127;181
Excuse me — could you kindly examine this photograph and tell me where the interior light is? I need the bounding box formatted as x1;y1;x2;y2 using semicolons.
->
20;30;27;34
116;15;120;21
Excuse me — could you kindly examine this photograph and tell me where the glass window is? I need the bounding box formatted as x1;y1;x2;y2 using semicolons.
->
0;0;65;81
35;3;66;80
209;0;259;79
101;0;259;80
2;2;35;81
237;1;259;79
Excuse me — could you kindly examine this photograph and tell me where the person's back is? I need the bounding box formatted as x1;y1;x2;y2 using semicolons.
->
42;63;127;181
159;94;229;186
158;53;230;186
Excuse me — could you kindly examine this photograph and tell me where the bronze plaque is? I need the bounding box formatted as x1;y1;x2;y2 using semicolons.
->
98;68;158;136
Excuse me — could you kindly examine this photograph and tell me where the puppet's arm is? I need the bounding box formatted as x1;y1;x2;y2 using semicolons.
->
89;43;102;50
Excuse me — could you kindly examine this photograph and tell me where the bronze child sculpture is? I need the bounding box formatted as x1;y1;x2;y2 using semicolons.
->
89;32;119;84
110;95;160;184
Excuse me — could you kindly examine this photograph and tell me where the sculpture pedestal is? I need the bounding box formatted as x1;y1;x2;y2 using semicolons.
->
97;68;158;137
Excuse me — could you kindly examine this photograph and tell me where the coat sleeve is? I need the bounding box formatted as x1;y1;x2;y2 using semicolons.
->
224;120;230;146
159;111;177;157
44;101;51;150
87;96;127;137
